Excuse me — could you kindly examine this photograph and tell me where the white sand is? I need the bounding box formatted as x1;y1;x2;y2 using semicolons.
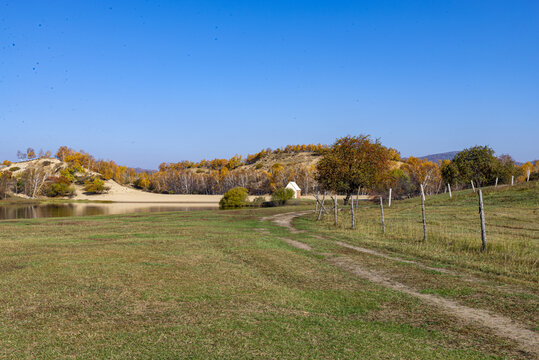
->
72;180;223;205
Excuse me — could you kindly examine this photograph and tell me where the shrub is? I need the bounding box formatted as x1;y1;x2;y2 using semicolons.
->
251;196;266;207
271;187;295;205
255;164;263;170
133;176;150;189
84;178;107;194
41;160;52;167
8;167;20;172
46;179;75;197
60;167;77;183
219;187;249;209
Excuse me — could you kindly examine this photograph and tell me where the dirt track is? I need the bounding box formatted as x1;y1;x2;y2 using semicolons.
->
262;211;539;357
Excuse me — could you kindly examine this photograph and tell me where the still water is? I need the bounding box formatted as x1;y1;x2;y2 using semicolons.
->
0;203;217;220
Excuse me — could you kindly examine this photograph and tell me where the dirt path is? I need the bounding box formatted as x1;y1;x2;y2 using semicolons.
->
334;241;453;274
262;211;539;357
261;211;312;233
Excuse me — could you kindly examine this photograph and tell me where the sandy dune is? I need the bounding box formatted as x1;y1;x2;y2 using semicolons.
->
72;180;222;205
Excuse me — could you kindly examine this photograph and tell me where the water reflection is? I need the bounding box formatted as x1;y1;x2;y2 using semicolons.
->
0;203;217;220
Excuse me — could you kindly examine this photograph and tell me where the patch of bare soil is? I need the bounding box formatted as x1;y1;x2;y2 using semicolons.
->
261;211;312;233
279;238;312;251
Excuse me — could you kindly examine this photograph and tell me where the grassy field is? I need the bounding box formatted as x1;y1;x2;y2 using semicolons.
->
0;184;537;359
299;182;538;282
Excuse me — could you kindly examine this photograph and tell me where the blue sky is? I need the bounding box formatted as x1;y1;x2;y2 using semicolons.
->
1;1;538;168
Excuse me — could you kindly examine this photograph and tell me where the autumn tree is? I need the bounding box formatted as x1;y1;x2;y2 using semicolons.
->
497;155;521;184
26;148;36;160
20;166;49;198
401;157;441;195
316;135;392;204
0;172;13;199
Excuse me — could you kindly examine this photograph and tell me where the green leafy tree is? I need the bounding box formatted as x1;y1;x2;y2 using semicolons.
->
219;187;249;209
440;160;459;186
271;187;295;205
496;155;521;184
316;135;392;204
452;146;500;187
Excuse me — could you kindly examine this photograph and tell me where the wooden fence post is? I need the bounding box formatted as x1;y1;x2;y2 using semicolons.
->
314;193;329;215
388;188;392;207
420;184;427;241
333;195;338;226
478;189;487;252
356;186;360;222
448;183;452;198
317;191;326;221
379;196;385;234
495;177;498;187
351;198;355;229
471;180;475;192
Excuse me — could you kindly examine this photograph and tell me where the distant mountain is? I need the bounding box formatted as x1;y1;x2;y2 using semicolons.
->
417;151;459;163
133;167;156;174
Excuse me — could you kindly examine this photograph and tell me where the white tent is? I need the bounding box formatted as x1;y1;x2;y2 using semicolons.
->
285;181;301;198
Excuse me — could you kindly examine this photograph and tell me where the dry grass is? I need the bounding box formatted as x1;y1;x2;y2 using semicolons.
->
298;182;539;283
0;205;530;358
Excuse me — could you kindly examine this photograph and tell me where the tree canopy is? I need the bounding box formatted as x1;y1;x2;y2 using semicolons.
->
315;135;393;202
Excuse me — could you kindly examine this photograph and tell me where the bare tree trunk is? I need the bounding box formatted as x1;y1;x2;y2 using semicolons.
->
471;180;475;192
448;183;452;198
388;188;392;207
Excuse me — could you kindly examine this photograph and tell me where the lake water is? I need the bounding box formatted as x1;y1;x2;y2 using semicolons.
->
0;203;217;220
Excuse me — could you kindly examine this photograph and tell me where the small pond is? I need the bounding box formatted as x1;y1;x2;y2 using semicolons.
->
0;203;217;220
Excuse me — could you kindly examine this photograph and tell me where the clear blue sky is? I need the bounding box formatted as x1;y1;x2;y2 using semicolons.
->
1;1;538;168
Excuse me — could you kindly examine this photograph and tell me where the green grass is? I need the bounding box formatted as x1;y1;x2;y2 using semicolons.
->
298;182;539;283
0;190;536;358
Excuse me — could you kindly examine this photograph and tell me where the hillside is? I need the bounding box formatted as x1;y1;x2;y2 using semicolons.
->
241;151;321;171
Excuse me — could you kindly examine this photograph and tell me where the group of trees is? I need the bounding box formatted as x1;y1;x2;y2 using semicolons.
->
1;140;536;200
313;137;534;202
440;146;525;188
15;148;52;161
147;163;316;195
